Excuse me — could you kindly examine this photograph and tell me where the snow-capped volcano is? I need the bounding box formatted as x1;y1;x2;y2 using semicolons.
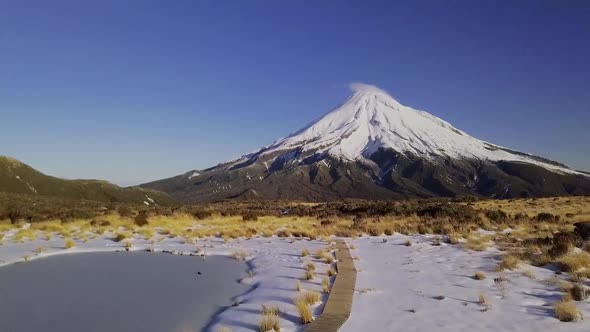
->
141;84;590;202
255;83;577;175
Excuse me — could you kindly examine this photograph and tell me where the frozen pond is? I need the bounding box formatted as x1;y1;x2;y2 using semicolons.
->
0;252;248;332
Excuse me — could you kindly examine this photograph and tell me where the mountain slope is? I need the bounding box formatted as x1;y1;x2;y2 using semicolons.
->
141;84;590;202
0;156;174;205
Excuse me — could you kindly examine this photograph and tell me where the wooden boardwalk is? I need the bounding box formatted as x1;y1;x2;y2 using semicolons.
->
305;239;357;332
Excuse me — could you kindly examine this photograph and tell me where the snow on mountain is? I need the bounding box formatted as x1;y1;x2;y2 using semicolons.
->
248;83;581;175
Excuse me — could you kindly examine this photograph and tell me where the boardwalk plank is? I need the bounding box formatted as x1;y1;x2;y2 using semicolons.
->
304;239;357;332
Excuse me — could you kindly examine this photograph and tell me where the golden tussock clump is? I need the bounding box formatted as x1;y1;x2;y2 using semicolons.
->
64;238;75;249
293;298;313;324
300;291;321;305
259;304;281;331
322;277;330;293
301;248;309;257
554;300;582;322
496;254;520;271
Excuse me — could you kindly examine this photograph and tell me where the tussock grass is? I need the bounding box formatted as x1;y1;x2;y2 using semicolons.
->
314;249;327;259
319;251;335;264
233;249;248;261
301;248;309;257
447;233;460;244
478;292;492;311
300;291;320;305
113;232;129;242
322;277;330;293
558;252;590;272
137;228;154;240
304;270;314;280
474;271;486;280
259;306;280;332
261;304;280;316
568;283;590;301
293;298;313;324
328;267;337;277
13;228;37;242
522;269;536;279
478;293;487;305
554;300;582;322
496;254;520;271
64;238;75;249
296;280;301;292
305;262;316;271
404;240;412;246
464;235;492;251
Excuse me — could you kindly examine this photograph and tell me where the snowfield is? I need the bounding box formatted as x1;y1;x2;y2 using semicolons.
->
343;235;590;332
1;230;589;331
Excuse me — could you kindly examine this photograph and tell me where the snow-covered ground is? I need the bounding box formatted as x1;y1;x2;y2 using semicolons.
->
343;234;590;332
1;229;589;331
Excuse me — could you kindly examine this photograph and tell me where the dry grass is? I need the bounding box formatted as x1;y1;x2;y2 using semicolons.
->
217;327;232;332
447;233;460;244
3;197;588;247
261;304;281;316
259;303;281;331
327;267;337;277
113;232;129;242
64;238;75;249
322;253;335;264
568;283;590;301
404;239;412;246
474;271;486;280
557;252;590;272
296;280;301;292
554;300;582;322
496;254;520;271
301;248;309;257
314;249;327;259
478;293;487;305
233;249;248;261
464;235;492;251
322;277;330;293
305;262;316;271
478;292;492;311
300;291;321;305
522;269;536;279
293;298;313;324
2;196;589;247
304;270;314;280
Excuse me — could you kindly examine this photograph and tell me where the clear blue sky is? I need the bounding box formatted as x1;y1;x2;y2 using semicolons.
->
1;0;589;186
